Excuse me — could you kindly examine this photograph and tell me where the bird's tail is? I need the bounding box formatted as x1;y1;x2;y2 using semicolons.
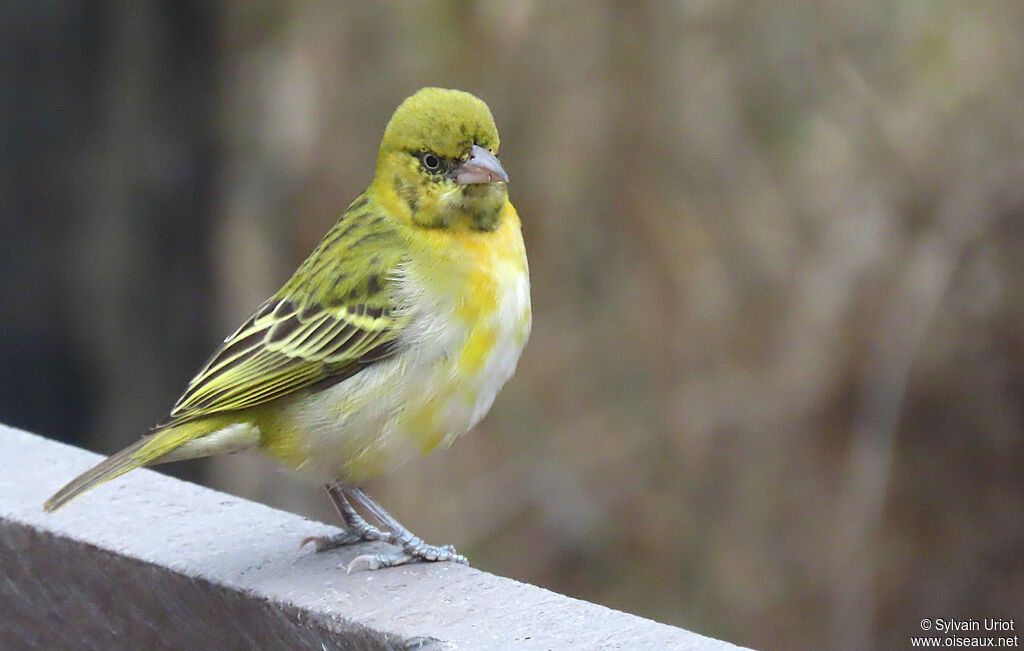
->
43;418;257;512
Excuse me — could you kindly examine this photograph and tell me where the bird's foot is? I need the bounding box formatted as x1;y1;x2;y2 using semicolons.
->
303;482;397;552
323;482;469;573
347;542;466;573
300;526;393;553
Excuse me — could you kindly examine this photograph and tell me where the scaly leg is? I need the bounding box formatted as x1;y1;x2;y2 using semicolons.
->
301;482;394;552
342;486;468;573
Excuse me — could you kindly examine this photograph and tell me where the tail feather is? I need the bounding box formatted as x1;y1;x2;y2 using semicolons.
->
43;436;157;512
44;418;256;512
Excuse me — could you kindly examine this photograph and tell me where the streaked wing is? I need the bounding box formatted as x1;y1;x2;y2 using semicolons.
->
160;191;408;428
164;295;397;425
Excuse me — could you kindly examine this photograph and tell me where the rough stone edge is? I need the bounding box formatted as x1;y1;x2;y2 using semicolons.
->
0;519;426;650
0;423;743;650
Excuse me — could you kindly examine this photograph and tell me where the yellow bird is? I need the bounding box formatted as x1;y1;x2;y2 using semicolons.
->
45;88;532;571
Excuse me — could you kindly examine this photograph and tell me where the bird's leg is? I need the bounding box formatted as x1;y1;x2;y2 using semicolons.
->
342;486;468;573
301;481;394;552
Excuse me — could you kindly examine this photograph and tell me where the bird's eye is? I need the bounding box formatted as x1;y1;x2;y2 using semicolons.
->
419;151;443;173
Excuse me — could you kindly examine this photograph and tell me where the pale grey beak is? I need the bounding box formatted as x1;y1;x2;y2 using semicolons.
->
454;144;509;185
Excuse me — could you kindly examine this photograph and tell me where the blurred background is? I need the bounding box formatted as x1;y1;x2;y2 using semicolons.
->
2;2;1022;649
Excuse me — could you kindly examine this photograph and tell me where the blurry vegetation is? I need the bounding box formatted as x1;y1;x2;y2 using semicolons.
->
1;2;1022;649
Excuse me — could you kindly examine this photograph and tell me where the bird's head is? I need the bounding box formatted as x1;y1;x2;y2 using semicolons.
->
372;88;509;231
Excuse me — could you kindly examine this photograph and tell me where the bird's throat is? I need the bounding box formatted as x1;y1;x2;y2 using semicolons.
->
444;184;506;232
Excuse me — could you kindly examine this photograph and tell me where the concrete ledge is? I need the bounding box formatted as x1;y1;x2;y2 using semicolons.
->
0;423;741;649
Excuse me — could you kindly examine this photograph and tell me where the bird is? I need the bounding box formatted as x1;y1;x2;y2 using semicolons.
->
44;87;531;572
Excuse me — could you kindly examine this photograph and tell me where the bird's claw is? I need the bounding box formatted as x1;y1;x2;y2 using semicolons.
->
299;535;321;551
300;529;369;552
346;552;414;574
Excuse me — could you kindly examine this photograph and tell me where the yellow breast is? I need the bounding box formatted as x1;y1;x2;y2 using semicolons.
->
262;200;530;483
397;200;531;454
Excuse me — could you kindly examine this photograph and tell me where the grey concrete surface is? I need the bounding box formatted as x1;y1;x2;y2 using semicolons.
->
0;423;745;649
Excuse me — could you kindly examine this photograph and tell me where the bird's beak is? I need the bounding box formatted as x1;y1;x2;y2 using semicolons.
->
454;144;509;185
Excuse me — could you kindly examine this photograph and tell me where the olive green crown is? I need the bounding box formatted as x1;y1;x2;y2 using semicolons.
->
378;87;500;164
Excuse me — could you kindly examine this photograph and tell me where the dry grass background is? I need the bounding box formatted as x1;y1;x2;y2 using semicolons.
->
2;3;1022;649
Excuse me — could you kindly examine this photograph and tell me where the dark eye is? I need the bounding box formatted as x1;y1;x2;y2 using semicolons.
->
419;151;443;173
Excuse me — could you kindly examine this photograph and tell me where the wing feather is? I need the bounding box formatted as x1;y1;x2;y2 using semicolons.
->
159;195;407;428
165;297;396;426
